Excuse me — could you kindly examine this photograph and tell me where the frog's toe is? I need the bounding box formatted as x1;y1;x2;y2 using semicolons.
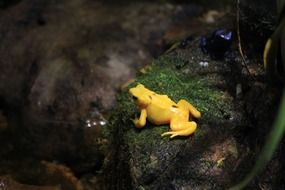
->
161;126;196;138
170;134;179;138
161;131;172;137
161;131;178;138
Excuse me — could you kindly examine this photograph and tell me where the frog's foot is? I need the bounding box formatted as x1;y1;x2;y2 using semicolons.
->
161;121;197;138
161;131;180;138
133;118;145;128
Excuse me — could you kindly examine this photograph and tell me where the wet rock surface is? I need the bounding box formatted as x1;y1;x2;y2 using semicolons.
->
103;39;245;189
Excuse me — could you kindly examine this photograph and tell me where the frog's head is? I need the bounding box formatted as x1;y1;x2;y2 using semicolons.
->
129;84;152;107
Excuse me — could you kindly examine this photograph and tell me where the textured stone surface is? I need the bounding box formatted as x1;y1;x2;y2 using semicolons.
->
103;39;248;189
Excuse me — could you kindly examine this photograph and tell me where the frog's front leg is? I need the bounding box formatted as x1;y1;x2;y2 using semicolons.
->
161;118;197;138
133;109;147;128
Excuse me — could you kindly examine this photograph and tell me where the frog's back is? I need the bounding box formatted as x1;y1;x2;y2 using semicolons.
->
147;96;175;125
158;94;175;103
151;94;176;108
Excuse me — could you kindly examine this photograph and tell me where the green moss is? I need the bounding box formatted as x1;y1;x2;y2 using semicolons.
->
109;54;232;146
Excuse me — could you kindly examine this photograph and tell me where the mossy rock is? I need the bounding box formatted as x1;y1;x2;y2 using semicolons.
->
102;39;246;189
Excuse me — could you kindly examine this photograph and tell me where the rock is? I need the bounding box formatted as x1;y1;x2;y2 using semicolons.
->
0;175;61;190
102;39;247;189
0;160;86;190
0;0;180;178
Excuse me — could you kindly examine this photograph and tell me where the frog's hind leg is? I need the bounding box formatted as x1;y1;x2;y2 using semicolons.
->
177;99;201;118
161;121;197;138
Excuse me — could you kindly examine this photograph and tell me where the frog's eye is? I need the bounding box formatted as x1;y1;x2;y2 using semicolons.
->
132;96;138;101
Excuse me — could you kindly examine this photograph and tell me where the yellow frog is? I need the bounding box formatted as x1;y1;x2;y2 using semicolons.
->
129;84;201;138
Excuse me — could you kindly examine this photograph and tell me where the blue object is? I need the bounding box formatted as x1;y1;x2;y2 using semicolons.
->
200;29;233;59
